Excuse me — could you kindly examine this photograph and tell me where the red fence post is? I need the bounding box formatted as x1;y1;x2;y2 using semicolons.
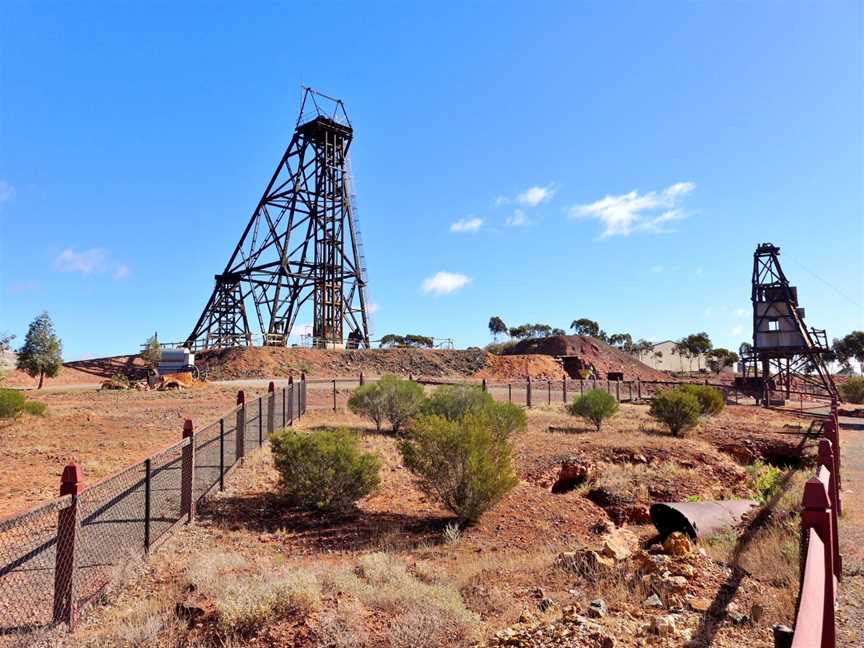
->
818;439;842;580
800;477;836;648
180;419;195;522
823;416;841;490
53;464;82;627
236;390;246;461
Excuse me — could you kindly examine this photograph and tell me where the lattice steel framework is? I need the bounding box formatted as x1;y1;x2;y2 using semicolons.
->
186;88;370;350
744;243;838;400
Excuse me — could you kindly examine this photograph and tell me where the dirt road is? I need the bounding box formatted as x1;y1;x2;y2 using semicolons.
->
838;424;864;646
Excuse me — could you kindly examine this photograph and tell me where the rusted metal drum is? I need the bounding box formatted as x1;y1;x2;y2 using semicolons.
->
650;500;758;539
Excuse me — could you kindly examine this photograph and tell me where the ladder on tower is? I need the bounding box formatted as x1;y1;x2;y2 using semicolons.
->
345;155;374;337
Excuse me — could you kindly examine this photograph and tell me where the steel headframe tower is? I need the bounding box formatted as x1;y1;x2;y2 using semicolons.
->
744;243;839;401
186;88;371;351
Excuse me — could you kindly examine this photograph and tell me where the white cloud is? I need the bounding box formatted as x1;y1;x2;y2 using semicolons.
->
421;271;471;295
505;209;528;227
731;324;744;336
113;264;130;280
55;248;108;275
651;265;664;273
516;183;557;207
367;302;379;314
568;181;695;238
493;195;510;207
450;217;483;233
0;181;15;207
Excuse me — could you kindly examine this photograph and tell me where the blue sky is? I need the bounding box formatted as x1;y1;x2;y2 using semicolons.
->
1;2;862;360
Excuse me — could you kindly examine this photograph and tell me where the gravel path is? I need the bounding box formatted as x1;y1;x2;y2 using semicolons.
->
837;425;864;647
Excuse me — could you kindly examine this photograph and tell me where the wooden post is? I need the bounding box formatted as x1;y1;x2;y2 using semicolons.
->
359;371;365;386
236;390;246;461
547;380;551;405
527;377;532;408
508;384;512;403
53;464;82;627
288;377;294;425
258;396;263;445
300;372;306;416
482;378;487;392
637;378;641;401
143;458;151;552
563;376;567;403
282;385;287;428
818;439;842;578
218;418;225;491
800;478;836;648
332;379;337;412
267;382;275;436
181;419;195;522
615;380;620;402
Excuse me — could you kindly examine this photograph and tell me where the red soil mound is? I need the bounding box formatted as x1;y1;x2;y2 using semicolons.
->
504;335;669;381
3;355;145;388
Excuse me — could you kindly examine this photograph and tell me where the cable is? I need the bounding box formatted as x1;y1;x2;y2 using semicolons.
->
785;254;862;311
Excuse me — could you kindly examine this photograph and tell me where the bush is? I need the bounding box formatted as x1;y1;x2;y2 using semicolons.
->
0;388;26;420
23;400;47;416
568;389;619;431
840;376;864;404
270;428;381;511
348;374;425;434
649;389;701;437
422;384;526;440
348;383;387;431
677;384;725;416
747;459;783;504
400;414;518;523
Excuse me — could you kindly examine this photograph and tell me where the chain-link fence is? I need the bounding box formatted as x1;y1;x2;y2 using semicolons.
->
0;379;306;640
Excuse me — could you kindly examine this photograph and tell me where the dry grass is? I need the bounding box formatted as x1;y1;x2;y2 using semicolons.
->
215;569;321;633
590;460;689;503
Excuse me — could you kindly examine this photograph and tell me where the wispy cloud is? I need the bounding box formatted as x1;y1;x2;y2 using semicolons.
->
494;183;557;208
731;324;744;336
505;209;528;227
55;248;108;275
421;271;471;295
450;217;483;233
568;181;695;238
55;247;129;280
367;302;379;314
651;265;664;273
695;266;704;277
0;181;16;207
734;307;749;318
516;183;557;207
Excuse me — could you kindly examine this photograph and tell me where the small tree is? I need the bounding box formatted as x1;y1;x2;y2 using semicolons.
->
840;376;864;404
649;389;701;437
677;384;725;416
422;383;526;439
488;316;507;342
348;382;388;431
270;428;381;511
570;318;600;337
17;312;63;389
0;389;26;420
833;332;864;372
568;389;619;431
401;414;518;523
141;333;162;369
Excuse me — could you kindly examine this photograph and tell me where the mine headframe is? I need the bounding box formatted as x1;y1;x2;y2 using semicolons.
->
739;243;839;401
185;87;371;351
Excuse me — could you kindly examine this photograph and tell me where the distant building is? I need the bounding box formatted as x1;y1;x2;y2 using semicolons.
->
638;340;717;373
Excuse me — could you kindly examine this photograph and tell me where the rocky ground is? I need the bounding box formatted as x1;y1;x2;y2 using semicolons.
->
60;402;814;648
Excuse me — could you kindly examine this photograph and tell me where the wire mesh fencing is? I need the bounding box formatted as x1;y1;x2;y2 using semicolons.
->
0;379;306;640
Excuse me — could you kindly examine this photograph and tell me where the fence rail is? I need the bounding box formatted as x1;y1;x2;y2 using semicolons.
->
0;378;307;638
787;401;842;648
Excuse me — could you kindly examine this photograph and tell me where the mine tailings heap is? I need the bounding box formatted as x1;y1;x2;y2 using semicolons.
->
503;335;669;382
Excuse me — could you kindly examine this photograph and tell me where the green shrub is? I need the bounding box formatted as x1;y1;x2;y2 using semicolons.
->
270;428;381;511
840;376;864;404
747;459;783;504
0;388;26;420
649;389;701;437
348;383;388;431
400;414;518;523
23;400;47;416
349;374;425;434
567;389;619;431
422;384;526;439
677;384;725;416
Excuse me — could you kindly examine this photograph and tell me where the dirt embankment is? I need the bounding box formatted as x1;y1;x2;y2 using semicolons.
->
505;335;671;382
201;347;566;381
2;355;147;388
